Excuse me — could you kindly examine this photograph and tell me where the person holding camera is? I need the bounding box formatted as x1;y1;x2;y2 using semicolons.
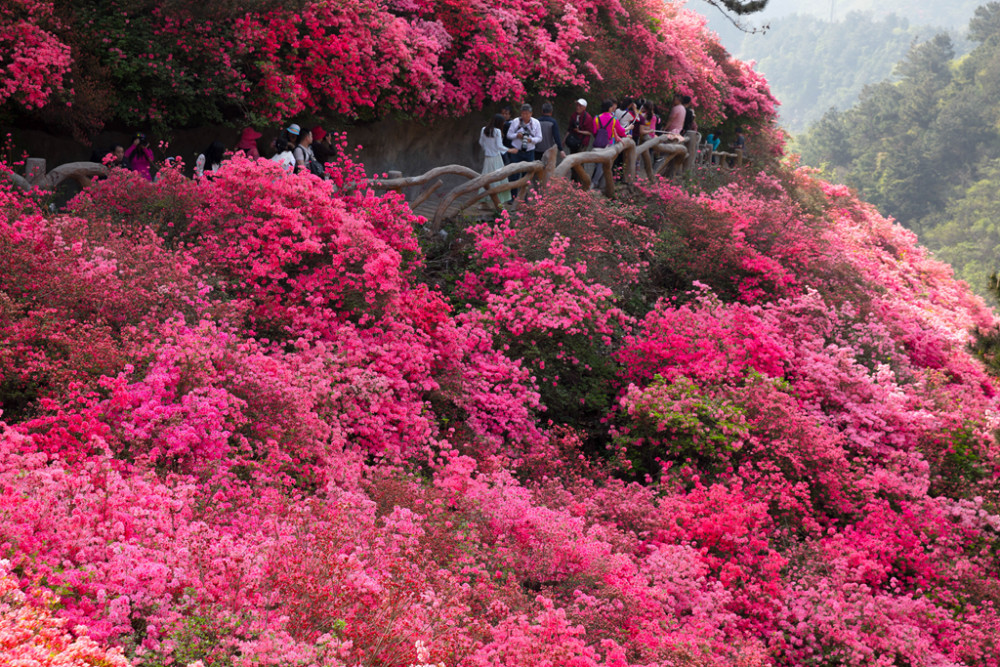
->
506;103;542;198
124;132;154;181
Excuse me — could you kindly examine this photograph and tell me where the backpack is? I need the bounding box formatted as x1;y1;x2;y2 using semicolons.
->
307;158;326;178
593;114;614;148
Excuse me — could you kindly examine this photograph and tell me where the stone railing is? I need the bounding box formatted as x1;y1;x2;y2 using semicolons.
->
372;147;560;231
9;131;751;230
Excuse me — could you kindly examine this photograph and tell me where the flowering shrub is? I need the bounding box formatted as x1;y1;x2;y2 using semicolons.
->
456;213;630;437
0;560;130;667
511;180;656;292
0;0;71;111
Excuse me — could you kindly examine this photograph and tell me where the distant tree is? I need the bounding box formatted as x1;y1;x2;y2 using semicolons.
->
733;12;928;132
968;1;1000;44
799;11;1000;299
795;108;850;167
925;160;1000;292
894;33;955;94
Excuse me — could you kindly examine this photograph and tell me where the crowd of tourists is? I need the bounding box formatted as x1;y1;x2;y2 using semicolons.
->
478;94;746;199
92;123;337;182
91;94;743;191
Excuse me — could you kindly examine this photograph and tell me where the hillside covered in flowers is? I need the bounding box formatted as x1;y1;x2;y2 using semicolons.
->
4;2;1000;667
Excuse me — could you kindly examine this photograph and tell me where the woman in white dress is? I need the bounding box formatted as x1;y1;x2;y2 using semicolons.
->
479;113;517;204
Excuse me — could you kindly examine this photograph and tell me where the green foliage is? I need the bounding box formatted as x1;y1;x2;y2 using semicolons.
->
924;160;1000;293
617;375;749;481
969;272;1000;372
798;13;1000;298
66;1;248;132
734;12;933;133
926;425;990;499
505;327;621;447
969;2;1000;44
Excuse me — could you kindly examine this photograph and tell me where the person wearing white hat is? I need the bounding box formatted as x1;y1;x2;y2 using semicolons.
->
566;98;593;154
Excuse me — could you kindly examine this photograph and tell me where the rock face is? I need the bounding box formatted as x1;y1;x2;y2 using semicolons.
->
349;113;487;178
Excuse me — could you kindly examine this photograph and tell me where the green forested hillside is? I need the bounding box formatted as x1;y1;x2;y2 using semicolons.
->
730;12;933;131
692;1;980;134
796;2;1000;296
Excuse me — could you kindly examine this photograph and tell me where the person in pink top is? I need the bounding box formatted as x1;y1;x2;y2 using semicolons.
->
124;132;154;181
665;93;686;135
591;99;627;190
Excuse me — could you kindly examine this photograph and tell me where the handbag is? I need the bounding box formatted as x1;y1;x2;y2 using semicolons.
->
565;132;582;151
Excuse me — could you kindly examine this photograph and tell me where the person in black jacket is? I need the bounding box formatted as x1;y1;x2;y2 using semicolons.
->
500;105;514;165
536;102;565;159
682;95;698;134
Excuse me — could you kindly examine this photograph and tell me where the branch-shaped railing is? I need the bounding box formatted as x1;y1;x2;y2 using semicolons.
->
371;132;700;230
372;146;561;231
553;134;689;196
9;158;109;190
695;143;750;170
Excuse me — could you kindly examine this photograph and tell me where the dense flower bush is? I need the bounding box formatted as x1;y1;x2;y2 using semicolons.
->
0;0;71;110
0;560;130;667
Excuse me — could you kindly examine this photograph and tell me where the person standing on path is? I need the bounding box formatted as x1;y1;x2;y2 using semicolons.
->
293;128;322;176
637;100;657;141
236;127;262;159
195;141;226;178
665;94;686;135
536;102;565;160
615;98;638;138
312;126;335;166
507;103;542;198
591;100;626;191
479;113;517;205
566;98;592;154
682;95;698;134
500;105;514;166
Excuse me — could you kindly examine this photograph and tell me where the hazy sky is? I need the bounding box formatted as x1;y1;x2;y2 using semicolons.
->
687;0;981;52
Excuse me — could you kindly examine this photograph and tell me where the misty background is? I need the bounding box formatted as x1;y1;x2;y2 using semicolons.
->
688;0;982;133
681;0;1000;300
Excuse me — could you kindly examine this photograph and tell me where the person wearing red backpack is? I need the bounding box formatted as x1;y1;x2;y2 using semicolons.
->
591;99;626;190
